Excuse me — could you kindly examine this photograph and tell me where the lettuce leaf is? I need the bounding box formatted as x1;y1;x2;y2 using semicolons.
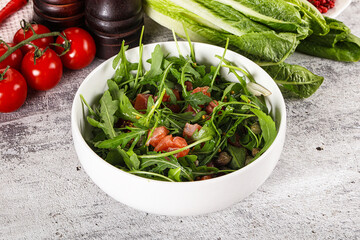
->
208;0;310;35
297;17;360;62
262;62;324;98
144;0;300;65
143;0;359;99
282;0;329;35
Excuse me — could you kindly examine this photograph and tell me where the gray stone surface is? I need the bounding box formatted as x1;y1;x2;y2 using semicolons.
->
1;3;360;240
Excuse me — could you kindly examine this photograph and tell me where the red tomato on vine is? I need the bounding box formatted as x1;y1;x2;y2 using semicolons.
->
0;43;23;70
21;48;63;91
55;27;96;70
0;67;27;113
13;23;54;54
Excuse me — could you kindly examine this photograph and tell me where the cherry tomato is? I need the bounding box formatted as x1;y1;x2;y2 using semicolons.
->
13;24;54;54
55;27;96;70
0;43;23;70
0;67;27;113
21;48;63;91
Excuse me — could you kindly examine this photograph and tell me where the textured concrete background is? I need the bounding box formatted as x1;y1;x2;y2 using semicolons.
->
1;2;359;240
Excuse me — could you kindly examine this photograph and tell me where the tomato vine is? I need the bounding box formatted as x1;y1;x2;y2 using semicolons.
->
0;20;69;63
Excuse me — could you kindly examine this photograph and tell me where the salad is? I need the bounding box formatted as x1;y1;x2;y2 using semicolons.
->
81;37;277;182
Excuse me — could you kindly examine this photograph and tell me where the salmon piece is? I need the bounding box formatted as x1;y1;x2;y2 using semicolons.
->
192;86;210;97
183;123;202;138
147;126;169;147
134;93;152;110
205;100;219;114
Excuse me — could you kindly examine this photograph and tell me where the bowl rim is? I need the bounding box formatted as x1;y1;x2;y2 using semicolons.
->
71;41;287;186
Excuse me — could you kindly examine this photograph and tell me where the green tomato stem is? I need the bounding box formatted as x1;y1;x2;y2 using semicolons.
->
0;31;68;63
0;65;10;81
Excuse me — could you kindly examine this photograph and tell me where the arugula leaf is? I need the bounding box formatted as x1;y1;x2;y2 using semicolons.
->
105;148;125;166
171;111;206;123
141;156;193;181
156;114;182;133
184;92;212;109
239;131;257;151
210;38;229;90
80;94;97;117
112;41;138;84
192;166;219;178
192;139;216;154
128;153;140;170
95;128;147;149
164;85;177;104
103;144;140;170
146;95;155;114
144;44;164;79
191;121;216;142
227;145;247;169
179;60;192;97
250;108;277;158
193;65;217;88
166;55;188;66
89;90;119;139
168;167;182;182
138;89;166;127
112;41;128;69
221;82;236;101
118;89;140;122
242;95;269;114
134;27;145;89
193;64;206;77
182;62;201;79
169;67;181;82
107;79;121;101
225;116;247;138
157;62;174;97
179;154;198;169
128;170;175;182
86;116;104;130
118;147;140;170
219;57;245;83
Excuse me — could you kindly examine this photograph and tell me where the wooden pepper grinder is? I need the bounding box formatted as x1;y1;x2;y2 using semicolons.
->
33;0;85;31
85;0;144;59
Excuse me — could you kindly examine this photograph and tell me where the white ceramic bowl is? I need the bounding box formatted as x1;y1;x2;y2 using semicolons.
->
71;41;286;216
323;0;351;18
